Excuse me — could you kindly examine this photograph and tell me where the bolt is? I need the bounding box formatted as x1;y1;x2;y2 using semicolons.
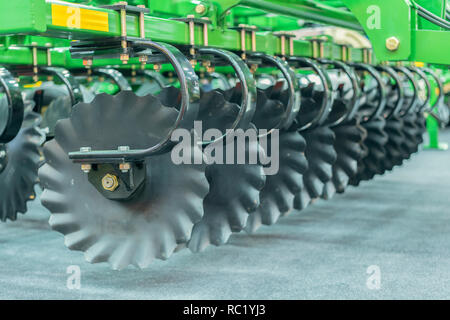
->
118;146;130;152
195;4;206;14
102;174;119;192
153;64;161;72
0;150;5;158
386;37;400;51
119;163;131;173
81;164;92;173
120;53;129;64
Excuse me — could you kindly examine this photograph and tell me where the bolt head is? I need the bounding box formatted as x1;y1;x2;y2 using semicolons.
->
386;37;400;51
195;4;206;14
81;164;92;173
102;174;119;192
119;163;131;173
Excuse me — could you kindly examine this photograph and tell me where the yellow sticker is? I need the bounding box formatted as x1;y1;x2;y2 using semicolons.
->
23;81;43;88
52;4;109;32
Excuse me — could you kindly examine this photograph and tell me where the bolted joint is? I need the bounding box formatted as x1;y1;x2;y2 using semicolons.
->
386;36;400;51
119;163;131;173
81;164;92;173
195;4;206;15
102;174;119;192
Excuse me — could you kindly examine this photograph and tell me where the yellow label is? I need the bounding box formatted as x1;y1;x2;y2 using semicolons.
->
23;81;42;88
52;4;109;32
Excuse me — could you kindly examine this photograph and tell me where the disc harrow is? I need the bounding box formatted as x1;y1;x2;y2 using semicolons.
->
0;0;448;270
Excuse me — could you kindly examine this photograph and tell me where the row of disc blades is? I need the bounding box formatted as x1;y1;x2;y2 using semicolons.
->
1;64;428;270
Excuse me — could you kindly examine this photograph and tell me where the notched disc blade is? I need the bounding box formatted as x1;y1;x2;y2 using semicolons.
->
322;119;367;199
294;126;336;210
0;111;44;222
245;130;308;234
39;91;209;269
349;116;388;185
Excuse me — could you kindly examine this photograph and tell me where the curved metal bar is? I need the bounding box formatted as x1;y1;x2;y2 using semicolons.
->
199;47;257;143
0;67;24;144
318;58;362;125
393;66;420;115
288;56;333;131
0;143;7;174
410;67;436;112
250;53;300;132
40;66;83;105
375;65;404;118
424;68;444;110
208;72;232;91
69;40;200;162
93;68;132;92
349;63;386;121
139;69;168;89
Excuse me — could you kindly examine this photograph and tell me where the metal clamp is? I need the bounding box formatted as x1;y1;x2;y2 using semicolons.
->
100;2;150;64
230;24;258;60
173;15;212;56
273;32;296;58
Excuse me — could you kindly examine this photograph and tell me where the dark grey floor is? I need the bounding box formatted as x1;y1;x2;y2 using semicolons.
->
1;130;450;300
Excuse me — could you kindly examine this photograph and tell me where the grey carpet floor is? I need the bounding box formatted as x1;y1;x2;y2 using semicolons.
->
0;129;449;299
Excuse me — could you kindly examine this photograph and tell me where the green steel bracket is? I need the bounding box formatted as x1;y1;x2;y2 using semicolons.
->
424;115;448;150
0;1;370;65
342;0;450;64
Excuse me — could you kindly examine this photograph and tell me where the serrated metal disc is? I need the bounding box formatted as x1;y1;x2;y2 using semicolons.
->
349;116;388;185
0;111;44;222
293;126;336;210
41;95;72;137
38;91;209;269
188;135;265;251
381;116;406;172
322;119;367;199
158;88;265;253
245;130;307;234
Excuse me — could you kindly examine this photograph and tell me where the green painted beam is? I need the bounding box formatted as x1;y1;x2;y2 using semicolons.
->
0;1;369;64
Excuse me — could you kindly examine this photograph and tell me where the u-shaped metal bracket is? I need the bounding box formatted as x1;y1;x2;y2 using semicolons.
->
39;67;83;106
0;68;24;143
198;47;257;144
93;68;132;92
393;66;420;115
288;57;333;131
250;53;300;133
375;65;404;119
69;40;200;162
350;63;386;121
317;59;362;126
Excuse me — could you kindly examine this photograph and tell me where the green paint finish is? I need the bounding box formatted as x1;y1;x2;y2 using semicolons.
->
0;0;46;34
